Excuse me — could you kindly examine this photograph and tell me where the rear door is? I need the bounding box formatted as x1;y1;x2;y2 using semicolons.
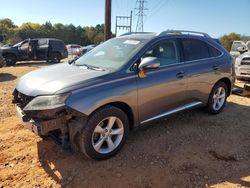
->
180;37;224;104
136;39;188;123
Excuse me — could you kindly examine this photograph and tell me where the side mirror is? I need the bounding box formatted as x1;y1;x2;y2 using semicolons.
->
237;46;246;54
138;57;160;78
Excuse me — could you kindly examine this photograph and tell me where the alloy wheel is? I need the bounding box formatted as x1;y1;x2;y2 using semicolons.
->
91;116;124;154
212;86;226;111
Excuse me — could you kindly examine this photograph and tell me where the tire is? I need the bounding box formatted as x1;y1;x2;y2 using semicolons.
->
4;54;17;66
206;82;228;114
78;105;129;160
48;53;61;64
0;57;5;68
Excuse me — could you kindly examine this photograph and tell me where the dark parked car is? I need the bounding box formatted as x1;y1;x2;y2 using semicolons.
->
1;38;68;66
13;30;234;160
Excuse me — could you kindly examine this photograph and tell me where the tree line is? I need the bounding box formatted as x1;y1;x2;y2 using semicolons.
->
0;18;250;51
220;32;250;51
0;18;105;46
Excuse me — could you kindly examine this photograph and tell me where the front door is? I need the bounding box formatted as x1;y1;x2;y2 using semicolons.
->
136;39;188;123
18;40;29;60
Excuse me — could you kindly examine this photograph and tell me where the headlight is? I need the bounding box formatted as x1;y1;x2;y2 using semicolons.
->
24;93;70;111
235;58;241;66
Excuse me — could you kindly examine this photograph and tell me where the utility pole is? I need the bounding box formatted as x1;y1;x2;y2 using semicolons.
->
115;11;133;36
135;0;147;32
104;0;112;41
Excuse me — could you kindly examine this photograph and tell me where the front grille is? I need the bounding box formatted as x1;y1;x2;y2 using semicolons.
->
241;57;250;65
12;89;34;109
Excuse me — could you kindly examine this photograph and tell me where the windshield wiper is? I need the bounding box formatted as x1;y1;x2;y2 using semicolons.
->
76;63;105;71
68;57;79;64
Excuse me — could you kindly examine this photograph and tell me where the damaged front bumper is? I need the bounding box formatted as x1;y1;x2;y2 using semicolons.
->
13;90;88;151
16;105;40;134
15;105;71;136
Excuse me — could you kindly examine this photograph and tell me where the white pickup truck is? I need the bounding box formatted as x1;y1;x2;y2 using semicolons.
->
231;41;250;80
230;40;250;58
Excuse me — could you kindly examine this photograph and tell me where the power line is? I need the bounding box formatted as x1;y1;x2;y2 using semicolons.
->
135;0;148;32
147;0;164;19
145;0;170;24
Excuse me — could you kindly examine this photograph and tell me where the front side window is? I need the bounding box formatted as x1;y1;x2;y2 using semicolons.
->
20;41;29;50
182;39;210;61
142;40;180;66
75;38;145;70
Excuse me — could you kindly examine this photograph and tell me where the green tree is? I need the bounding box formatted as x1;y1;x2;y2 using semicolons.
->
0;18;16;29
220;32;241;51
0;18;106;46
0;18;17;43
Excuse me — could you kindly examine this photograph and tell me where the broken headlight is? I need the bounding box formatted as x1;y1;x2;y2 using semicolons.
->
23;93;70;111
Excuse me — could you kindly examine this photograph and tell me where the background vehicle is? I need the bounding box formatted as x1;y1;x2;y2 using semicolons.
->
13;30;234;160
66;44;82;56
230;40;249;59
80;44;96;56
235;52;250;80
1;38;68;66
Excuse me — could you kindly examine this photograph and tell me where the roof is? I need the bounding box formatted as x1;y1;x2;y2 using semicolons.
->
118;30;211;40
31;38;63;41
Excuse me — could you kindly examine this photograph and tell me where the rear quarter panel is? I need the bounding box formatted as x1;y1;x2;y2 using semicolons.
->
186;54;234;104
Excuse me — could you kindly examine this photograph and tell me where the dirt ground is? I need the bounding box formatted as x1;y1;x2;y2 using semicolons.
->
0;61;249;188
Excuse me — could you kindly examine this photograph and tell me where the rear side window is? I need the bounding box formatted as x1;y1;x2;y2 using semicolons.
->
208;45;222;57
50;40;64;48
182;39;210;61
182;38;222;61
38;39;48;46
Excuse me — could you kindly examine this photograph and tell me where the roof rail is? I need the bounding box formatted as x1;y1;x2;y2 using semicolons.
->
157;30;211;38
119;32;156;37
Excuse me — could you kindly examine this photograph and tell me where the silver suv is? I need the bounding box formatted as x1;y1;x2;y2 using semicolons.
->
13;30;234;160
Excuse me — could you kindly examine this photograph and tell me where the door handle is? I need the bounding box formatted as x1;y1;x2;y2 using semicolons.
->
176;71;185;79
212;64;219;70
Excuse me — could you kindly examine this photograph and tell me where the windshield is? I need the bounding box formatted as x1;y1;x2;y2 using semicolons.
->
74;38;145;70
13;41;23;47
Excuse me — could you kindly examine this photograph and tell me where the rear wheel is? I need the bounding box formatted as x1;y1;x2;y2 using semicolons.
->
4;54;17;66
206;82;228;114
78;106;129;160
47;53;61;64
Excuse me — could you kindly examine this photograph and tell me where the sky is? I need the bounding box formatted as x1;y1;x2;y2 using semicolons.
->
0;0;250;38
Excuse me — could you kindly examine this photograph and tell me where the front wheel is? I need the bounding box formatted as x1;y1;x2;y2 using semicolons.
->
206;82;228;114
0;56;5;68
4;54;17;66
78;106;129;160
